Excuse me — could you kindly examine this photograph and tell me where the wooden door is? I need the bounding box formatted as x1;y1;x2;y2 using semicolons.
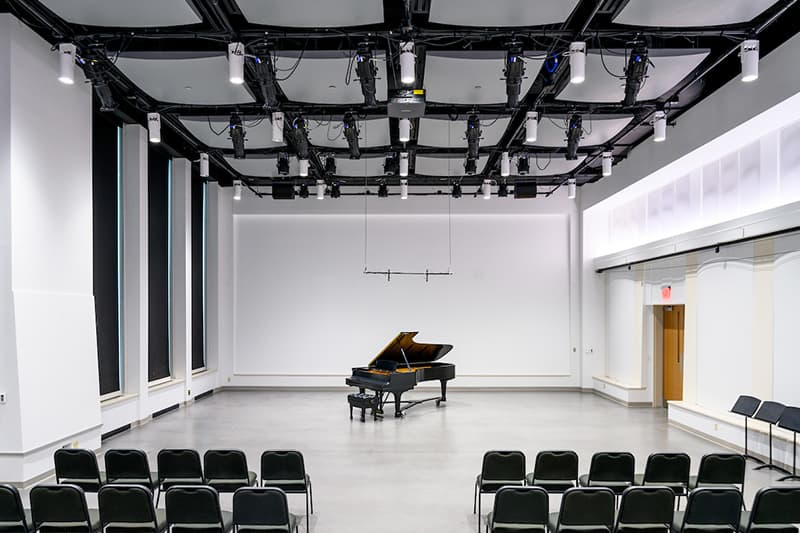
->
663;305;684;401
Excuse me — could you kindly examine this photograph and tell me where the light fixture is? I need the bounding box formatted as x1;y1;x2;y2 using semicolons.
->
82;49;118;111
290;116;309;161
271;111;284;143
343;112;361;159
277;152;290;175
233;179;243;201
525;111;538;143
482;179;492;199
399;41;415;85
623;43;649;106
567;178;576;199
252;43;279;108
517;153;530;175
498;182;509;197
299;158;309;177
504;43;525;108
399;151;409;177
384;153;398;175
378;183;389;198
229;114;246;158
500;151;510;177
466;114;481;159
228;42;245;85
324;156;336;175
464;157;478;175
741;39;759;82
451;183;462;198
355;43;378;106
316;180;325;200
566;114;582;160
299;183;309;198
400;179;409;199
331;182;341;198
58;43;76;84
399;118;411;143
199;152;209;178
147;113;161;143
569;42;586;84
602;151;612;177
653;111;667;142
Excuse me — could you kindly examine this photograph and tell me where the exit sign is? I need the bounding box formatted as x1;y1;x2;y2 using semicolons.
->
661;286;672;301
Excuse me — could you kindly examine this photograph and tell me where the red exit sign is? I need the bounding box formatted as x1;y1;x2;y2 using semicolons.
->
661;286;672;301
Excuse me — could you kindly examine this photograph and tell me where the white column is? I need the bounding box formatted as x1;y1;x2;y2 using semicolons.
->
206;184;234;383
751;241;774;399
171;158;192;399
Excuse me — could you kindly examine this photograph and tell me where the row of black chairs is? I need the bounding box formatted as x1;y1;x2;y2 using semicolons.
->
0;483;300;533
484;484;800;533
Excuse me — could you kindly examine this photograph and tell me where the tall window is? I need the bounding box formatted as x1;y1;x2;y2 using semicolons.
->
148;148;172;382
191;175;206;371
92;110;123;398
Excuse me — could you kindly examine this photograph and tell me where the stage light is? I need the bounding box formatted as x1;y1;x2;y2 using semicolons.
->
482;179;492;199
271;111;284;143
451;183;462;198
233;179;243;201
253;43;279;108
316;180;325;200
517;153;530;175
569;42;586;84
504;43;525;108
299;183;309;198
602;151;612;177
378;183;389;198
623;43;649;106
384;153;398;175
82;48;118;111
331;182;341;198
399;151;409;177
58;43;76;84
464;157;478;175
498;182;509;197
229;114;246;158
277;153;290;176
199;153;209;178
566;114;582;160
400;179;409;199
525;111;538;143
399;41;415;85
741;39;759;82
343;112;361;159
466;114;481;159
325;156;336;175
568;177;576;199
299;158;309;177
355;43;378;106
399;118;411;143
290;116;309;159
147;113;161;143
228;42;245;85
653;111;667;142
501;151;510;177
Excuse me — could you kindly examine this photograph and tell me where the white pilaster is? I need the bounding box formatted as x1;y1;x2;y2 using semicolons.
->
171;158;192;399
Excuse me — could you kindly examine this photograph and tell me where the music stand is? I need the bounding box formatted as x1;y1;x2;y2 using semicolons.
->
778;406;800;481
730;395;765;464
753;401;791;474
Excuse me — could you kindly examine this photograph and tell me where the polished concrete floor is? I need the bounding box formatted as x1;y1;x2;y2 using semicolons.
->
60;391;800;532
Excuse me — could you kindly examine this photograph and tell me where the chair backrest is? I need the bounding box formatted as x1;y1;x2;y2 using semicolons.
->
54;449;103;492
680;488;742;532
587;452;635;486
30;484;93;533
204;450;250;488
745;486;800;532
98;485;159;533
695;454;745;487
232;488;292;533
557;487;616;532
260;451;306;484
616;486;675;532
105;449;153;485
642;453;690;486
157;449;203;488
532;451;579;483
481;451;526;485
490;486;549;531
165;486;224;533
0;484;29;533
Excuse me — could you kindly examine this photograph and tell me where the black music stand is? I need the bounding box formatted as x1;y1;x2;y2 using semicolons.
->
778;406;800;481
753;401;791;474
731;395;765;464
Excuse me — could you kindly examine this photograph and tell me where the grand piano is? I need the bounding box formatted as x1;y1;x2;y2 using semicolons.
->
346;332;455;418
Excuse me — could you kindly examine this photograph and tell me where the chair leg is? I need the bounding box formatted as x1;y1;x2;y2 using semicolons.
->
473;480;478;514
309;481;314;513
306;491;310;532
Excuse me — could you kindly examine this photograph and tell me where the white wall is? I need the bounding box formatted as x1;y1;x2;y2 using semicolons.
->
772;248;800;406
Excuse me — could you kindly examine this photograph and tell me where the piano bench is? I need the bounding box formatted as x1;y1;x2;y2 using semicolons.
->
348;393;379;422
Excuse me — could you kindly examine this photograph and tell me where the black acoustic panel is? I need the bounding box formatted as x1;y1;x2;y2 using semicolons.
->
148;147;171;382
191;175;205;371
514;182;538;199
753;401;786;425
271;182;297;199
731;395;761;418
778;406;800;434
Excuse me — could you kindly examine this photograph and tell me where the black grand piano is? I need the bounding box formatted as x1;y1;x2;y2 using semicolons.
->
346;332;455;418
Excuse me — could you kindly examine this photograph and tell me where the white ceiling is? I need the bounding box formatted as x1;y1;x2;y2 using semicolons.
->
614;0;780;27
519;155;585;176
556;49;709;103
275;51;388;104
333;157;386;177
116;54;256;105
417;116;511;147
39;0;201;27
429;0;581;27
180;116;285;150
532;116;633;148
415;156;486;177
307;117;391;148
225;156;299;178
236;0;384;27
424;51;543;105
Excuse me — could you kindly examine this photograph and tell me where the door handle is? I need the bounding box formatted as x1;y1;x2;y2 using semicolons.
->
678;352;682;364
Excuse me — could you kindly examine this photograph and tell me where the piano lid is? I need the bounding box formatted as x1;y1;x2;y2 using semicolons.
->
368;332;453;367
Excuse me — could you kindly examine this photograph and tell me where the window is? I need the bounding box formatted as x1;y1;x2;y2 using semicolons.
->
148;148;172;382
191;174;206;371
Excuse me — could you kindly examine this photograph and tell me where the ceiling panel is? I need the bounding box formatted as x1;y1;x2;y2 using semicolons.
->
333;157;386;176
275;51;388;104
116;54;256;105
307;117;391;148
556;49;709;103
415;156;486;176
429;0;580;27
532;115;633;147
424;51;543;105
614;0;779;27
518;155;585;176
39;0;201;27
181;116;285;149
225;156;298;178
236;0;383;27
417;116;511;147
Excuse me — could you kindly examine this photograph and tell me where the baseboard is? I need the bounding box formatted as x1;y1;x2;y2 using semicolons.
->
217;385;584;393
592;389;653;408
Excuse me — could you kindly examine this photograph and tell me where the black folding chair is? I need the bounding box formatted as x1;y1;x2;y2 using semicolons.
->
474;451;526;518
486;486;548;533
739;486;800;533
579;452;635;495
525;451;579;494
98;484;167;533
30;484;101;533
688;454;745;497
615;486;675;533
156;449;204;505
635;453;690;508
233;487;299;533
165;486;233;533
54;449;105;492
203;450;257;493
0;484;32;533
549;487;616;533
671;487;742;533
104;449;158;491
260;451;313;532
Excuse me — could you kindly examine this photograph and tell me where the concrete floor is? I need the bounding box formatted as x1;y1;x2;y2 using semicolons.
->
55;391;800;532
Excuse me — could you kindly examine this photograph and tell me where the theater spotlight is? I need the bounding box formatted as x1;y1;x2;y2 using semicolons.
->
623;43;649;106
566;114;582;160
199;153;209;178
602;151;613;177
343;112;361;159
355;43;378;106
517;153;530;175
482;179;492;200
229;114;246;159
271;111;284;143
277;152;290;176
653;111;667;142
741;39;759;82
378;183;389;198
399;118;411;143
451;183;462;198
316;180;325;200
400;179;409;199
399;41;415;85
233;180;243;201
569;42;586;84
498;182;509;197
466;114;481;159
331;182;341;198
568;177;577;199
253;43;279;108
464;157;478;175
299;183;309;198
384;153;398;175
147;113;161;143
399;152;409;177
501;151;510;177
325;156;337;175
525;111;539;143
298;158;309;177
504;43;525;108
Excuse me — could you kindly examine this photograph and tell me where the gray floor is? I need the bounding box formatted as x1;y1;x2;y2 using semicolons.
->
52;391;800;532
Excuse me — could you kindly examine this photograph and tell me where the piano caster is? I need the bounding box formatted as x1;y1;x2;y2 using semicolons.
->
436;399;441;407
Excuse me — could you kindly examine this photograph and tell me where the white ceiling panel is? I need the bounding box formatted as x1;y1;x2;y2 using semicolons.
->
556;49;709;103
424;51;543;105
39;0;201;27
430;0;580;27
225;156;298;178
116;54;256;105
181;116;285;150
307;117;391;148
237;0;383;27
333;157;386;177
415;156;486;177
532;115;633;147
614;0;779;27
417;116;511;147
275;51;388;104
518;155;585;176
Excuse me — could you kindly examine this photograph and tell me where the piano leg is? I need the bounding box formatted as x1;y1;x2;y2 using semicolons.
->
393;393;403;417
440;380;448;402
